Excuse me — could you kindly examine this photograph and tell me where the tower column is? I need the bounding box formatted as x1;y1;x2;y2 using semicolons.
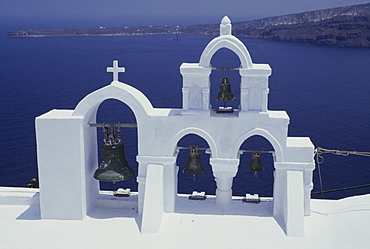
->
36;110;96;220
137;156;177;214
210;158;239;207
273;162;308;236
303;162;315;216
239;66;271;113
180;63;211;114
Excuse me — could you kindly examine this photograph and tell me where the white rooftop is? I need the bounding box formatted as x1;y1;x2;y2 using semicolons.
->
1;187;369;249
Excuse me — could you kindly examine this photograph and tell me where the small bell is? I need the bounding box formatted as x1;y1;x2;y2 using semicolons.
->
183;145;205;179
94;142;135;182
28;178;38;188
216;77;235;104
247;151;264;177
216;77;236;113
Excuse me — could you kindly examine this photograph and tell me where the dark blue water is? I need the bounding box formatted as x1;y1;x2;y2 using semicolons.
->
1;33;369;199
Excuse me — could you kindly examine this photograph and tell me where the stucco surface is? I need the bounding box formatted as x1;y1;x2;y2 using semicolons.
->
1;187;369;249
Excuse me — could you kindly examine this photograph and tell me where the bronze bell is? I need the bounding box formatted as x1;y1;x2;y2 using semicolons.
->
183;145;205;177
216;77;236;106
94;142;135;183
247;151;264;176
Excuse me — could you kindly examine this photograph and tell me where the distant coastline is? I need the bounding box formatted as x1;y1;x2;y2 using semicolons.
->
7;3;370;47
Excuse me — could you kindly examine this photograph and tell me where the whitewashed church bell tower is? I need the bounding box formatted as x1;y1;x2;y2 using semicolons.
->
35;16;315;237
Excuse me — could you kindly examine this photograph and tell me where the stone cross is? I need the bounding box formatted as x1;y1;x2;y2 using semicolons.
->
107;60;125;82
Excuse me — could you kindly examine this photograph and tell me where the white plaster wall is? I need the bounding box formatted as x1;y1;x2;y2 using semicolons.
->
40;80;312;208
36;110;90;219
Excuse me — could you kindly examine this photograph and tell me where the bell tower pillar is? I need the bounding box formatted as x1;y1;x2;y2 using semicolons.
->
210;158;239;207
239;65;271;113
180;64;212;114
36;110;99;220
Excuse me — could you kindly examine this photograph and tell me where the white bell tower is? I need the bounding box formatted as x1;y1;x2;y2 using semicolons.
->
181;16;271;115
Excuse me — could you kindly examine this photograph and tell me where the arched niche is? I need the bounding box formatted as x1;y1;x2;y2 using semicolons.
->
209;48;242;110
95;99;138;192
234;135;275;197
168;127;218;158
188;84;203;110
233;128;284;162
71;82;154;201
199;35;253;113
181;25;271;114
175;134;216;195
248;84;263;111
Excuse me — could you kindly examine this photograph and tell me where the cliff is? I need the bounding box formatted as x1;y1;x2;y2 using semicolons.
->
180;3;370;47
233;3;370;47
7;3;370;47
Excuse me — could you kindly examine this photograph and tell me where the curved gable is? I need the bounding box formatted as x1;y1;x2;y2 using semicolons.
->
233;128;284;162
199;35;253;69
72;82;154;122
168;127;218;158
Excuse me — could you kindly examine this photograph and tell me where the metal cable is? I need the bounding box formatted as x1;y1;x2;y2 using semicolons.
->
312;183;370;195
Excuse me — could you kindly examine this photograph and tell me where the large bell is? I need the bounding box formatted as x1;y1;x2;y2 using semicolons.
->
216;77;236;104
183;145;205;176
247;151;264;174
94;142;135;182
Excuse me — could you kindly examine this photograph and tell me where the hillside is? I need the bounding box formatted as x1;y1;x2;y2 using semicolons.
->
235;3;370;46
7;3;370;47
180;3;370;47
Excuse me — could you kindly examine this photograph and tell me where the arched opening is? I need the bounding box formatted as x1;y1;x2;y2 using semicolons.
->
210;48;241;111
95;99;138;192
234;135;275;197
176;134;216;195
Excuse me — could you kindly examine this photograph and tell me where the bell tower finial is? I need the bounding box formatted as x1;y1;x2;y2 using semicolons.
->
220;16;231;36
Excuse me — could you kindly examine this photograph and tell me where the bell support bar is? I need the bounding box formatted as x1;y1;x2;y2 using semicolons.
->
177;147;274;154
178;146;208;150
89;123;137;128
212;67;241;70
239;150;274;154
177;146;212;154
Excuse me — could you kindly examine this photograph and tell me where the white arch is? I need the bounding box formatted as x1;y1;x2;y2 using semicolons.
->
199;35;253;68
233;128;284;162
168;127;218;158
72;82;153;123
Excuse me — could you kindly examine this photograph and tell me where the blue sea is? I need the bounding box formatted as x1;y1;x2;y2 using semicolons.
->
1;32;369;199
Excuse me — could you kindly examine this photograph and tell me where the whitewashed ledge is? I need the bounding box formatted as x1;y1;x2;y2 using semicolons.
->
1;186;369;249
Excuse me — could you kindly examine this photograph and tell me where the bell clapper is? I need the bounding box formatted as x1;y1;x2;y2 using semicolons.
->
193;174;196;181
254;172;258;178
